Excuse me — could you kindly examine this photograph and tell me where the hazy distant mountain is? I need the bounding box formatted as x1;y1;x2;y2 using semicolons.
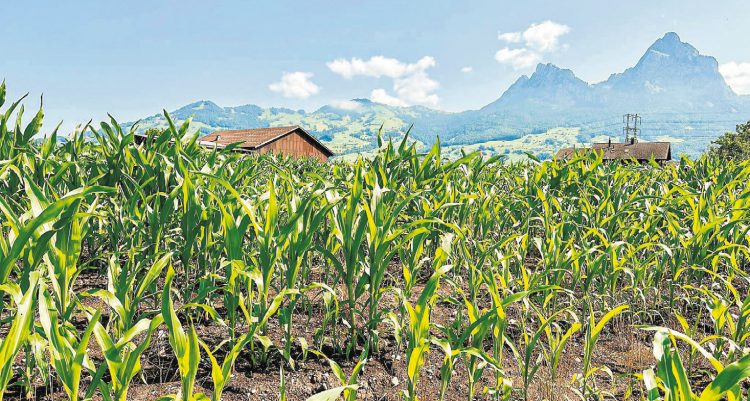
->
482;63;595;114
598;32;737;112
481;33;740;116
132;32;749;157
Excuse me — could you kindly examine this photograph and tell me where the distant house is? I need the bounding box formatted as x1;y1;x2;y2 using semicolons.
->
557;139;671;164
198;126;334;161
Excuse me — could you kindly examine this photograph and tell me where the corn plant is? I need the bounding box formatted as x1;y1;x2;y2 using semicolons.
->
402;237;452;401
542;314;581;399
319;163;368;356
161;265;207;401
0;179;111;315
510;307;560;400
643;329;750;401
361;170;429;352
87;252;171;336
93;315;165;401
38;285;103;401
200;332;254;401
577;304;629;399
309;348;368;401
277;184;334;366
0;272;39;401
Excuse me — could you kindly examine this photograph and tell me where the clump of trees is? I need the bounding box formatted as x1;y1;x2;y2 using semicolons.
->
709;120;750;160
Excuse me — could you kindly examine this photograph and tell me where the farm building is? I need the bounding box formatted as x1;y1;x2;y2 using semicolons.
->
556;139;671;164
198;126;334;161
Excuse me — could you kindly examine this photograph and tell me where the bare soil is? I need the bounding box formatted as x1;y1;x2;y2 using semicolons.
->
4;267;718;401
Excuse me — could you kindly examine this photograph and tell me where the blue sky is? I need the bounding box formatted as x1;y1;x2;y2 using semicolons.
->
2;0;749;131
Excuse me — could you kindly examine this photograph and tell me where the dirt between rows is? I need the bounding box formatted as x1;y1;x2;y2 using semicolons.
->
5;267;719;401
89;318;667;401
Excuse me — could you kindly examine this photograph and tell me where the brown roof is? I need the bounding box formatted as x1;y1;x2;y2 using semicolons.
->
198;125;333;156
557;142;671;161
556;147;577;160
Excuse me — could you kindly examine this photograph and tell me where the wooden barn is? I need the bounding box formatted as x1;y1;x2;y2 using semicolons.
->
557;139;671;164
198;126;334;161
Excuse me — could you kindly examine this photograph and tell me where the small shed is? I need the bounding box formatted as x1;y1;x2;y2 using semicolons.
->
557;140;671;164
198;126;333;161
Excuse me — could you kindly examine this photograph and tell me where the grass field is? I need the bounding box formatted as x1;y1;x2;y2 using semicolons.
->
1;83;750;401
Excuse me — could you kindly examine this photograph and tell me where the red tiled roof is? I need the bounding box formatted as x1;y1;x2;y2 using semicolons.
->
590;142;671;161
198;125;333;156
556;147;577;160
199;126;298;148
557;142;671;161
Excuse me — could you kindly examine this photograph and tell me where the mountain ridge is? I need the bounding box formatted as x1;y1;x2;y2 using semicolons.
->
131;32;749;158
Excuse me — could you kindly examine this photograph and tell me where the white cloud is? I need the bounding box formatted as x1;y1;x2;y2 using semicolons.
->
269;72;320;99
328;55;440;107
498;32;522;43
461;66;474;73
720;62;750;95
394;72;439;106
370;89;408;107
495;47;541;70
327;56;436;79
522;21;570;52
496;21;570;70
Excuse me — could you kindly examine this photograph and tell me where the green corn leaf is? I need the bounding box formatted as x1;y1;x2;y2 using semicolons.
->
0;272;39;399
590;304;629;343
0;80;5;109
698;353;750;401
306;385;358;401
642;369;661;401
21;96;43;143
133;252;172;301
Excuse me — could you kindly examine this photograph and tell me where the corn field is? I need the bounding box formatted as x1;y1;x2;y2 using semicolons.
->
1;81;749;401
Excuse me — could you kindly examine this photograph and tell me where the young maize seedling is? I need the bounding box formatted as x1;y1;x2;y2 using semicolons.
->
0;183;111;315
362;174;428;353
199;331;254;401
38;285;102;401
161;265;207;401
278;185;333;366
430;337;457;401
0;272;39;401
236;286;298;368
212;195;250;341
86;252;172;336
578;304;629;399
249;179;283;336
643;329;750;401
319;164;368;357
510;307;561;400
542;315;581;399
93;315;165;401
310;347;368;401
402;239;452;401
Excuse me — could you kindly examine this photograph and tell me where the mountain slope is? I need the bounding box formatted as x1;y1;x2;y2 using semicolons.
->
597;32;737;112
133;98;456;154
482;63;595;114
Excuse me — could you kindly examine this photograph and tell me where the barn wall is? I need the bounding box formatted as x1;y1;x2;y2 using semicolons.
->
258;131;329;161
